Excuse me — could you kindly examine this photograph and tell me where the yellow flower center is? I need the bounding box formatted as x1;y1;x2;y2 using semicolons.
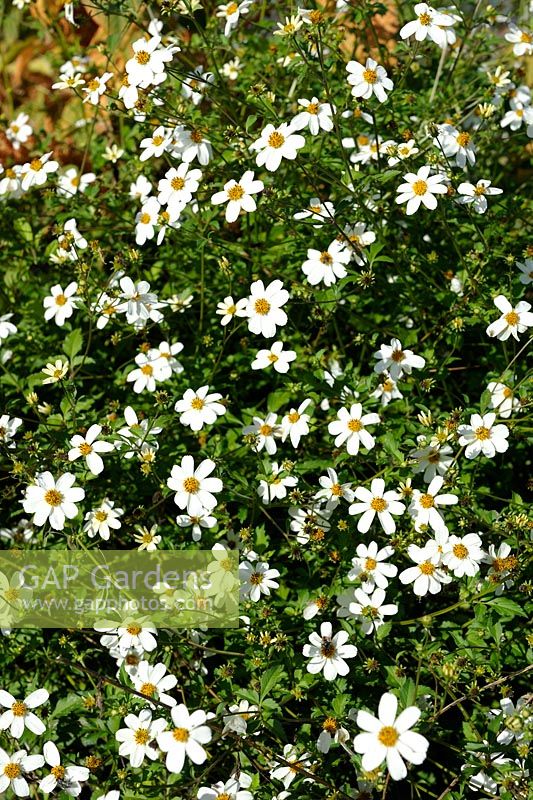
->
79;442;93;456
134;727;150;745
95;510;108;522
250;572;264;585
474;185;487;196
331;483;343;496
365;557;377;570
307;102;319;114
4;763;21;779
456;132;470;147
254;298;271;315
226;1;238;13
152;135;164;146
191;397;205;410
171;176;185;190
419;493;435;509
71;176;80;187
520;32;532;43
348;419;363;432
135;50;150;64
420;561;435;575
55;294;67;306
288;411;300;423
382;379;394;392
370;497;387;512
140;681;157;697
141;364;153;375
139;213;151;225
11;701;27;717
322;716;338;734
320;251;333;264
378;725;399;746
216;794;232;800
191;129;203;143
4;588;20;602
87;79;99;92
51;765;66;780
259;424;273;436
502;387;513;399
504;310;519;326
363;68;378;84
419;12;431;24
412;179;428;196
452;543;468;559
268;132;285;149
268;353;279;363
391;348;405;362
172;727;189;742
183;477;200;494
227;184;245;200
44;489;63;507
475;425;490;440
127;624;142;635
30;158;42;171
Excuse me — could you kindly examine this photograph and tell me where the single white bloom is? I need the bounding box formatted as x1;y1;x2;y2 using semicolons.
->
346;58;393;103
20;152;59;190
487;382;520;419
410;443;454;482
216;0;253;37
239;560;280;601
211;170;264;223
252;340;296;373
43;282;79;327
132;661;177;707
301;239;351;286
399;3;455;47
348;541;398;592
314;467;354;510
115;708;167;767
139;126;171;161
457;412;509;459
243;413;282;455
457;179;502;214
167;456;223;516
68;424;114;475
174;385;226;431
270;744;311;789
349;587;398;634
157;704;211;774
250;122;305;172
39;741;89;796
373;338;425;381
291;97;334;135
396;165;447;215
408;475;458;533
349;478;405;535
399;544;452;596
245;279;289;338
516;257;533;285
486;295;533;341
0;415;22;449
257;462;298;504
281;399;312;448
302;620;358;681
0;688;49;739
371;373;403;406
505;24;533;56
434;124;476;168
83;499;123;540
442;532;484;578
22;472;85;531
0;747;45;797
328;403;380;455
216;295;248;326
82;72;113;104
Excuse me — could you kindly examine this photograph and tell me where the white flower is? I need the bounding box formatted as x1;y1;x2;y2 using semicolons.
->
0;689;49;738
20;152;59;190
410;442;454;483
371;373;403;406
457;179;502;214
0;313;17;344
396;165;447;215
252;340;296;373
22;472;85;530
52;72;85;90
157;163;202;215
373;338;425;381
317;722;350;754
217;0;252;36
0;415;22;448
174;385;226;431
181;66;213;105
127;352;160;393
39;741;89;796
486;382;520;419
43;282;79;326
482;542;515;595
222;56;241;80
505;24;533;56
328;403;380;455
42;359;69;384
83;499;123;540
176;512;217;542
349;587;398;634
0;747;45;797
57;167;96;197
211;170;264;223
115;708;167;768
517;257;533;285
117;276;163;325
486;295;533;341
346;58;393;103
500;103;533;131
147;341;183;380
139;126;171;161
348;541;398;592
408;476;458;532
172;126;213;165
132;662;177;707
198;777;253;800
257;462;298;504
399;3;455;47
270;744;311;789
301;239;351;286
82;72;112;104
353;692;429;780
458;412;510;459
157;703;211;774
239;560;280;601
129;175;152;201
291;97;334;134
387;139;419;166
222;699;259;736
243;413;282;455
349;478;405;535
133;524;161;551
302;621;357;681
250;123;305;172
68;424;114;475
97;620;158;653
126;36;171;88
245;279;289;338
116;406;162;459
167;456;223;515
280;399;312;448
342;222;376;265
289;505;331;545
216;295;248;326
314;467;354;510
399;544;452;596
490;696;532;744
294;197;335;227
135;197;161;245
442;532;484;578
434;123;476;168
6;113;32;149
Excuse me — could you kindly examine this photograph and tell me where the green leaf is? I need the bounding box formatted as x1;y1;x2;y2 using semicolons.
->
267;389;292;413
260;665;285;701
486;598;527;619
51;692;81;718
62;329;84;361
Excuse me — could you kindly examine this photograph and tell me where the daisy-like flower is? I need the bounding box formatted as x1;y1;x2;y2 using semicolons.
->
371;373;403;406
117;276;163;326
517;257;533;285
399;543;452;596
116;406;162;459
483;542;515;595
387;139;419;166
52;72;85;90
0;748;45;797
147;341;184;380
257;462;298;504
216;295;248;326
273;14;304;36
349;588;398;634
505;24;533;56
82;72;113;104
348;542;398;592
126;36;171;88
442;532;484;578
280;399;312;448
83;499;123;541
42;359;68;384
270;744;311;789
198;777;253;800
132;662;177;708
434;124;476;168
222;699;259;736
301;240;351;286
139;126;171;162
328;403;380;456
68;424;114;475
250;123;305;172
176;512;217;542
57;167;96;198
399;3;455;47
302;621;357;681
157;163;202;214
6;113;32;149
129;175;152;202
410;442;454;482
39;741;89;796
20;152;59;191
127;352;160;394
396;165;447;215
0;415;22;448
133;524;161;551
22;472;85;530
135;197;161;245
353;693;429;781
157;703;211;774
289;505;332;545
373;338;425;381
294;197;335;227
458;412;510;459
239;559;280;601
251;341;296;374
346;58;393;103
243;413;282;455
314;467;354;510
490;696;532;744
172;126;213;165
98;620;158;654
500;102;533;132
167;456;223;515
487;381;520;419
348;478;405;535
342;222;376;265
116;708;167;768
486;295;533;341
408;476;458;533
0;688;49;738
174;385;226;431
291;97;334;134
457;180;502;214
217;0;252;37
43;282;79;326
211;170;264;223
181;66;214;105
245;279;289;338
0;313;17;344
